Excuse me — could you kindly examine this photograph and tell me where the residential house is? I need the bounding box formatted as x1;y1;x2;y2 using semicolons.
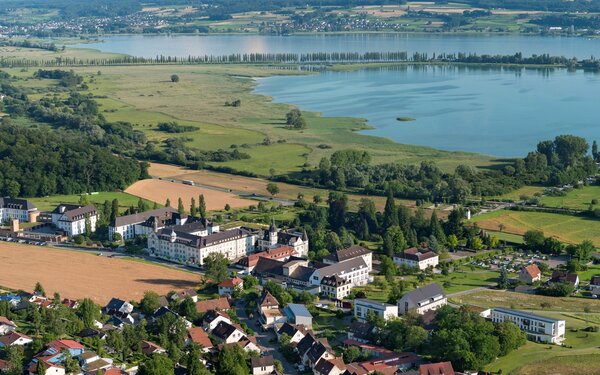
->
27;361;65;375
186;327;213;353
314;358;346;375
258;291;286;328
141;341;166;355
590;275;600;297
320;275;352;300
51;204;98;237
393;247;439;270
61;299;79;309
297;333;332;368
0;317;17;335
283;304;313;328
347;321;374;344
0;197;39;223
196;297;230;314
79;352;113;373
550;271;580;289
238;246;298;272
108;207;182;240
323;246;373;272
0;331;33;347
276;323;308;344
171;289;199;303
251;356;275;375
202;310;232;332
212;321;245;344
398;283;447;315
491;307;566;344
256;221;309;257
519;264;542;284
104;298;134;315
354;299;398;321
218;276;244;296
419;362;455;375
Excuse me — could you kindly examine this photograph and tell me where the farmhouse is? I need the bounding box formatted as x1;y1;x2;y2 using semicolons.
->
354;299;398;321
393;247;439;270
108;207;185;240
0;197;39;223
398;283;447;315
519;264;542;284
323;245;373;272
51;204;98;237
491;307;566;344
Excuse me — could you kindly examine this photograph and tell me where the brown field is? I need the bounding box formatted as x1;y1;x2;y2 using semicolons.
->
0;243;199;304
125;178;253;211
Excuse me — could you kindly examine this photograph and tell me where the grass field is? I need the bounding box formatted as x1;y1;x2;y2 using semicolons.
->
540;185;600;211
0;242;199;304
511;354;600;375
490;185;544;201
28;192;155;213
471;210;600;246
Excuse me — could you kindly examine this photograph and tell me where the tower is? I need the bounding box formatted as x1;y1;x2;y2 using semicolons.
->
269;218;278;246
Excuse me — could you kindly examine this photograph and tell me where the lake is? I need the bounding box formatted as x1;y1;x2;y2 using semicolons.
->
76;34;600;156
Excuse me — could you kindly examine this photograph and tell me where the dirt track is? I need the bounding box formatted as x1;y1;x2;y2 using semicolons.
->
125;178;252;211
0;243;199;304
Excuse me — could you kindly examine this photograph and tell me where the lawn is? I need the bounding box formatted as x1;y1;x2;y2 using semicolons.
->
28;191;156;213
471;210;600;246
540;185;600;211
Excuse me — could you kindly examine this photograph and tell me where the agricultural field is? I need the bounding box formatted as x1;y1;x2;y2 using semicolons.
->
471;210;600;246
124;179;253;211
512;354;600;375
0;242;199;304
28;191;155;213
540;185;600;211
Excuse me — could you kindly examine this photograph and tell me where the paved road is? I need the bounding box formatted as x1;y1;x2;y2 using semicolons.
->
235;304;298;375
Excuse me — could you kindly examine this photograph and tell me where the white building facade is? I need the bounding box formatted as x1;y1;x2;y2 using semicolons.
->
354;299;398;321
491;308;566;344
51;204;98;237
0;198;39;223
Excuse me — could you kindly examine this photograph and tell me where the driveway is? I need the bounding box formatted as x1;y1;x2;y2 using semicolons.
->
236;304;298;374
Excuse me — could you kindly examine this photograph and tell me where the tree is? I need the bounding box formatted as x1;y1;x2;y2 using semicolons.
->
447;234;459;250
78;298;100;328
325;231;343;252
84;214;92;238
495;321;526;356
383;225;407;257
111;198;119;222
177;197;185;215
138;198;148;213
524;230;545;251
36;359;47;375
179;297;197;320
593;140;599;162
79;194;89;205
199;194;207;218
34;282;45;297
203;253;229;283
190;197;197;217
498;268;509;289
140;291;161;316
170;74;180;83
138;354;174;375
218;343;249;375
266;183;280;197
543;237;563;255
5;345;24;375
285;109;307;129
382;189;398;229
224;203;231;211
165;198;171;207
187;344;212;375
343;346;362;363
429;211;446;243
327;192;348;231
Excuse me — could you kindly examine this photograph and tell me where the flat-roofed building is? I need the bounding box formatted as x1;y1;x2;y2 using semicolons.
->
491;307;566;344
354;299;398;321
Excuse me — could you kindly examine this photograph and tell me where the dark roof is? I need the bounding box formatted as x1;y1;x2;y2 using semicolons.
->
401;283;445;306
289;265;316;282
0;197;37;211
321;275;350;287
591;275;600;286
157;227;252;249
323;246;371;263
152;306;179;320
104;298;127;311
251;356;274;368
55;204;97;221
212;321;240;340
551;271;579;285
277;322;307;337
296;333;318;356
203;309;230;324
394;247;438;262
348;321;374;341
314;358;344;375
112;207;178;227
315;257;368;278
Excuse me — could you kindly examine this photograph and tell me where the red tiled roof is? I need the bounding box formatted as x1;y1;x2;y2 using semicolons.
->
141;341;165;355
0;331;31;346
260;291;279;307
48;339;84;351
0;359;9;371
218;276;243;288
419;361;455;375
196;297;230;313
0;316;16;327
523;264;541;278
188;327;213;349
239;246;297;268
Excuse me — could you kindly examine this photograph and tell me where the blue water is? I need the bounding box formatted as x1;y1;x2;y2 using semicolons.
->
255;65;600;157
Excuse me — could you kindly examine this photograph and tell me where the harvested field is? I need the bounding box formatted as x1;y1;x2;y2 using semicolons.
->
125;179;252;211
0;242;199;304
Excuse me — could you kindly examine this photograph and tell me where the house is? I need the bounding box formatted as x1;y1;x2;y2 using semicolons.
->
354;299;398;321
253;257;319;293
51;204;98;237
310;257;370;288
550;271;580;289
491;307;566;344
345;358;397;375
202;310;232;332
0;197;39;223
61;299;79;309
108;207;181;241
320;275;352;300
398;283;447;315
347;321;375;344
196;297;230;314
519;264;542;284
218;276;244;296
27;361;65;375
260;291;279;311
590;275;600;297
79;352;113;373
323;246;373;272
419;361;455;375
297;333;333;368
283;303;313;328
238;246;298;272
44;340;84;358
258;291;286;328
0;331;33;347
0;317;17;335
148;226;256;266
276;323;308;344
314;357;346;375
236;337;262;353
171;289;199;302
141;341;167;355
251;356;275;375
29;339;84;373
256;221;309;257
212;321;245;344
186;327;213;352
104;298;134;315
151;307;192;329
393;247;439;270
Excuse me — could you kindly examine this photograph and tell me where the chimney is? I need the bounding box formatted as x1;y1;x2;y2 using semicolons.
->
10;219;19;233
59;205;66;214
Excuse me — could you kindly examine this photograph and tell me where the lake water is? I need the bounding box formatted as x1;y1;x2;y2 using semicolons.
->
76;34;600;156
